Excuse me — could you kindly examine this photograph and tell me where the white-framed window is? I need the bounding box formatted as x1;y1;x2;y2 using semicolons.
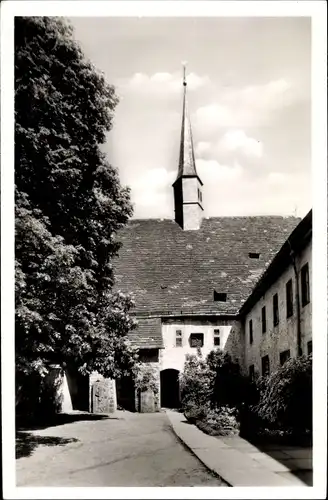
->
175;329;182;347
214;329;220;346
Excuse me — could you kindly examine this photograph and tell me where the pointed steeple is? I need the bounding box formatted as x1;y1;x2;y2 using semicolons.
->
173;64;204;231
176;63;199;180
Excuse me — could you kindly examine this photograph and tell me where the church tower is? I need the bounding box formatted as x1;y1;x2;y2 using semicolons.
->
173;64;204;230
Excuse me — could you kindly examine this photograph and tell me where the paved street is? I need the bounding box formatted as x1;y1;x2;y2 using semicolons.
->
16;411;225;487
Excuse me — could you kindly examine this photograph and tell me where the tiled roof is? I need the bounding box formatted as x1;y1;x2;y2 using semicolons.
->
240;210;312;315
113;216;300;316
128;318;163;349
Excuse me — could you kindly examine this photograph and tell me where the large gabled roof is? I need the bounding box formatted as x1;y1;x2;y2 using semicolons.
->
113;215;301;317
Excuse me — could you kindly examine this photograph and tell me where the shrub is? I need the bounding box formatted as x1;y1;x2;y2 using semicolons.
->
254;354;312;435
206;350;248;409
180;352;214;409
133;363;159;394
197;406;240;436
183;400;210;424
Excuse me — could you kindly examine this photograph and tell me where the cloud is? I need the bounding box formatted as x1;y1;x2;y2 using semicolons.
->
129;167;176;217
196;159;243;183
200;167;310;218
267;172;288;184
195;129;263;163
131;167;176;191
122;71;211;95
194;78;295;130
195;141;212;155
219;130;263;158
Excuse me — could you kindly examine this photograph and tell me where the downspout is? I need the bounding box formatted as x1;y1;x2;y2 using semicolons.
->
288;240;302;356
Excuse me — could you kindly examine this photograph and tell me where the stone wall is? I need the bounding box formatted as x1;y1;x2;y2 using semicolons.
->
244;241;312;376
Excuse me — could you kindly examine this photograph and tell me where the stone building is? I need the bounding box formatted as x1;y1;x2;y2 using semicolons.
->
58;71;312;413
111;72;312;411
240;209;312;377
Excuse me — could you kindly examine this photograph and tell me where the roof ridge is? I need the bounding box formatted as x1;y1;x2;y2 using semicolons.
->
128;215;301;224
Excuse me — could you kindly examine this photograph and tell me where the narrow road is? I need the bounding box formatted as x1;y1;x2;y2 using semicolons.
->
16;411;225;487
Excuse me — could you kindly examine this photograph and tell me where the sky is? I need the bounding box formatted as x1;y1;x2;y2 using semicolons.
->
70;16;311;219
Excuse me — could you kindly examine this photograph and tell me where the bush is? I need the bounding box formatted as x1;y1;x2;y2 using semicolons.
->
180;352;214;409
183;400;210;424
133;363;159;394
254;354;312;435
197;406;240;436
180;350;245;437
207;350;248;409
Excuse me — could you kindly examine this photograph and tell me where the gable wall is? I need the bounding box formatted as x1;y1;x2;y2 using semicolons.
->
160;318;244;373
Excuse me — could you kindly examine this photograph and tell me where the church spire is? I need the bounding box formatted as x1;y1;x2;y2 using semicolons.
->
173;63;204;231
176;62;199;180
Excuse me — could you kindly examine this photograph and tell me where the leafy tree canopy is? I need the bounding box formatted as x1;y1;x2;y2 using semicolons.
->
15;16;137;380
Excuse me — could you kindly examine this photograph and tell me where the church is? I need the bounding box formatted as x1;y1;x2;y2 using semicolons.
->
57;70;312;414
111;71;312;411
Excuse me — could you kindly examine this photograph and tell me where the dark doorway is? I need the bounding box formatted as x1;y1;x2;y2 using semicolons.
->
160;369;180;409
116;376;136;412
66;369;89;411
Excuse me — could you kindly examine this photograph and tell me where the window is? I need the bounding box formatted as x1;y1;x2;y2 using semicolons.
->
280;349;290;366
261;355;270;377
175;329;182;347
286;279;294;318
139;349;159;363
249;252;260;259
261;306;266;334
190;333;204;348
249;319;253;344
273;293;279;326
214;291;227;302
301;263;310;307
214;329;220;346
249;364;255;381
307;340;312;355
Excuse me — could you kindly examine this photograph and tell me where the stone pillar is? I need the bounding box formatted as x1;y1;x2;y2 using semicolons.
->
89;372;117;414
139;389;155;413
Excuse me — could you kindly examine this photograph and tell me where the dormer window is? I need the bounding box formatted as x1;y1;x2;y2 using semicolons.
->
214;291;227;302
249;252;260;259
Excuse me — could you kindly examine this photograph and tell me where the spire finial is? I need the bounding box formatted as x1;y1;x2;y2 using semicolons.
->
182;60;187;86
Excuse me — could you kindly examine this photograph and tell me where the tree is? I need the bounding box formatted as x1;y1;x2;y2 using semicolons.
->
15;16;137;392
206;350;247;409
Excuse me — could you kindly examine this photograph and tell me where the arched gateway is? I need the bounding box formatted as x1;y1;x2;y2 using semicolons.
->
160;369;180;409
